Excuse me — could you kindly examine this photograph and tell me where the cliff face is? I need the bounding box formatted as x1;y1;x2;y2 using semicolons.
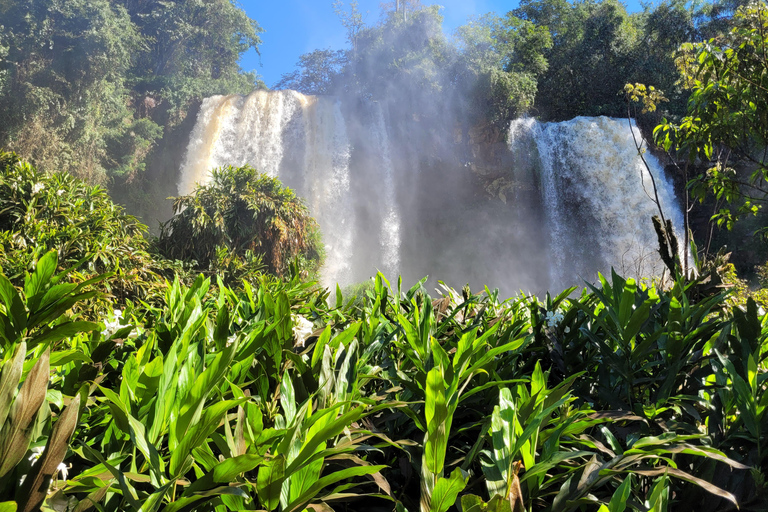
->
461;120;540;206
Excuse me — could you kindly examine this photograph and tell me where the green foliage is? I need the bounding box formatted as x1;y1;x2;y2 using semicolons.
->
514;0;642;120
274;49;347;94
0;239;763;511
491;13;553;77
470;68;538;130
0;151;166;304
0;0;141;183
0;0;262;185
0;250;106;507
654;1;768;231
5;3;768;509
124;0;263;123
158;165;324;281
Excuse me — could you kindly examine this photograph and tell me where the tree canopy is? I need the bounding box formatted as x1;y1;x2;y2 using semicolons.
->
0;0;262;185
158;165;323;280
655;1;768;230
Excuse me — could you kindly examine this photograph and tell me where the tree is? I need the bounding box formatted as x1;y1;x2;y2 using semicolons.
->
654;1;768;233
332;0;366;53
158;165;323;279
0;0;263;186
0;151;164;302
0;0;142;182
492;13;553;76
273;49;347;94
512;0;642;120
122;0;263;123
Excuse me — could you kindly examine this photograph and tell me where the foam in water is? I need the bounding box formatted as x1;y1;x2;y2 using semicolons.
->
509;116;684;289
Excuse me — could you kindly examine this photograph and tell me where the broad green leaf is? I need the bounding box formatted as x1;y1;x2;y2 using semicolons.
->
283;464;387;512
607;475;632;512
311;325;333;369
257;456;286;511
430;468;467;512
170;398;247;477
137;482;174;512
425;367;449;475
24;250;57;312
30;321;101;348
173;338;238;448
281;371;297;425
184;454;263;495
0;274;25;341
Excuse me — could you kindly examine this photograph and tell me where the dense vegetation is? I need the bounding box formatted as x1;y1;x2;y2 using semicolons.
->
157;165;324;282
0;154;767;512
2;0;768;511
0;0;262;209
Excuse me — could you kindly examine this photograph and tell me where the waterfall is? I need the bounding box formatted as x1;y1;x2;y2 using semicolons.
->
179;89;684;294
300;96;354;287
178;91;304;194
371;103;401;279
177;90;355;287
509;116;684;289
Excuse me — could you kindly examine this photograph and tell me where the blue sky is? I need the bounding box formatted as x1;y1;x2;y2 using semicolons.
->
239;0;645;88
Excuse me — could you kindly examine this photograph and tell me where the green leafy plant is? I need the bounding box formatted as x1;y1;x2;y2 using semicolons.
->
158;165;324;281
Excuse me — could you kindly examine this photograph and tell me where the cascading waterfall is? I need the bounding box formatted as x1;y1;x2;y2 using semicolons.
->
179;89;685;294
371;103;401;279
178;91;304;194
300;96;354;287
509;116;684;289
177;90;355;287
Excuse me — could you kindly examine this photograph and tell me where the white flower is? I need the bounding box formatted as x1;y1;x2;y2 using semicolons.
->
56;189;64;196
292;314;314;348
545;310;564;327
28;445;44;463
56;462;68;483
31;182;45;194
101;309;125;338
564;326;571;334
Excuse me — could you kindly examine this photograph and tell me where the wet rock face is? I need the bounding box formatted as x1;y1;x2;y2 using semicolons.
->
462;120;538;205
179;90;683;294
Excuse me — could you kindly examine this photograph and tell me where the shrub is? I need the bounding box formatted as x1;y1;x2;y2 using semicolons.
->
157;165;324;281
0;151;166;306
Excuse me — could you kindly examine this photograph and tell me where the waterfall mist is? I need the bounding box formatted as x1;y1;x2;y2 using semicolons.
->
176;8;685;295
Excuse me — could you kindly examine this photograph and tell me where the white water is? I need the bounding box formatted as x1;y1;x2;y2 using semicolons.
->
179;90;684;293
371;103;401;278
509;116;684;288
177;90;355;287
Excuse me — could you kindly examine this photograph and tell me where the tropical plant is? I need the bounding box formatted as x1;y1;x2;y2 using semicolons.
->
654;1;768;233
0;179;765;511
157;165;324;281
0;250;108;510
0;151;168;305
